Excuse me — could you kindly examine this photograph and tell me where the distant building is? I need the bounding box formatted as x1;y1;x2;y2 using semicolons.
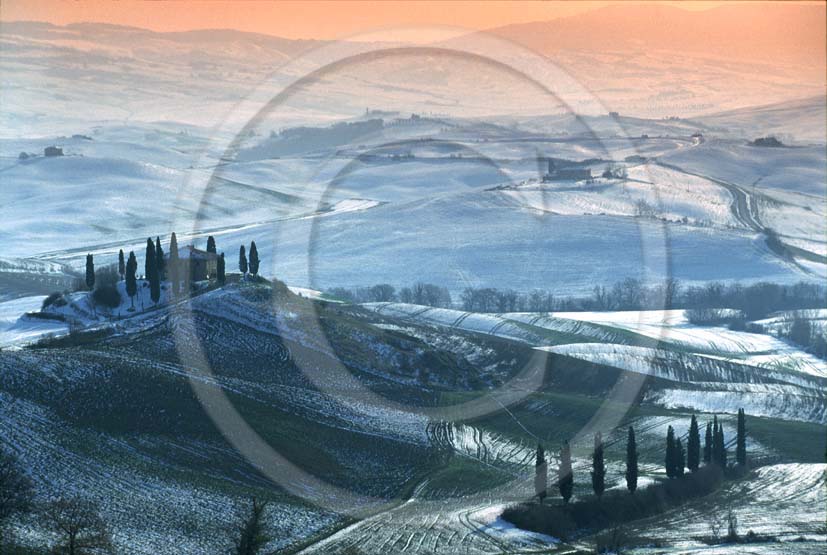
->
609;111;620;118
749;136;783;147
624;154;647;163
555;168;592;181
170;246;218;282
543;157;592;182
44;146;63;157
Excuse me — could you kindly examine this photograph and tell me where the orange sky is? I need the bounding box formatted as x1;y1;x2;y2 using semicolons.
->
0;1;730;39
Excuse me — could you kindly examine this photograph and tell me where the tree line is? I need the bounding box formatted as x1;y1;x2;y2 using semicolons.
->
464;279;824;318
327;282;452;307
327;278;825;321
534;409;748;503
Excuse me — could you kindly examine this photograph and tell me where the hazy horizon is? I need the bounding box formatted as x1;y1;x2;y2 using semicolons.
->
1;1;741;40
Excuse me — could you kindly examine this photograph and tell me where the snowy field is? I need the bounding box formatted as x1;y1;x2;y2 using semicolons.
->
365;303;827;424
1;19;825;555
0;295;67;347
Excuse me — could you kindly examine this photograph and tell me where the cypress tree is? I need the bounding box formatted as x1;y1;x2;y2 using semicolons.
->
687;415;701;472
712;416;721;465
145;238;159;305
249;241;259;276
169;232;180;296
239;245;248;275
713;417;727;468
591;432;605;498
675;438;685;477
155;237;165;281
558;441;573;503
704;421;713;464
625;426;638;494
534;444;547;504
125;251;137;308
665;425;676;479
145;238;156;281
736;408;747;467
717;422;728;468
85;254;95;290
118;249;125;280
217;253;226;285
206;236;216;254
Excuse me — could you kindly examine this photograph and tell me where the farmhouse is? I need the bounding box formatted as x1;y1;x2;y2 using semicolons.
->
44;146;64;157
173;246;218;281
543;158;592;182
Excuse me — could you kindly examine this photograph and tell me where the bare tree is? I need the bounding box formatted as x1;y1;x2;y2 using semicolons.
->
42;497;114;555
726;509;739;542
707;512;722;543
369;284;397;303
0;448;34;550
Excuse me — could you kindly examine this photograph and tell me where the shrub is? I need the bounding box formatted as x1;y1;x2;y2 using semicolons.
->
41;292;67;310
92;284;120;308
95;266;119;288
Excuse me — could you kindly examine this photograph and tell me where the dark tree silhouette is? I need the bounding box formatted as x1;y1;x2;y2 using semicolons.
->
85;254;94;290
712;416;720;465
169;232;180;296
42;497;114;555
150;269;161;305
591;432;605;498
534;444;547;504
558;441;573;503
665;425;676;478
625;426;638;494
249;241;259;276
736;408;747;467
155;237;165;281
125;251;137;309
239;245;248;275
232;498;270;555
217;253;226;285
719;421;728;468
713;417;727;468
704;421;713;464
206;235;216;254
675;438;686;477
687;414;701;472
117;249;125;280
145;238;155;282
145;239;160;305
0;447;34;549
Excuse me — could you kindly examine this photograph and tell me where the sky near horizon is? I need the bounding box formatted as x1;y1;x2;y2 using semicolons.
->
1;0;731;40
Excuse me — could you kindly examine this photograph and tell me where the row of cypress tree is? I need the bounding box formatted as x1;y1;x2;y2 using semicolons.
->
534;409;748;503
101;233;233;308
238;241;259;277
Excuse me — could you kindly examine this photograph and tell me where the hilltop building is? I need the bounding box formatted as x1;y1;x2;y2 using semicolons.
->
168;246;218;282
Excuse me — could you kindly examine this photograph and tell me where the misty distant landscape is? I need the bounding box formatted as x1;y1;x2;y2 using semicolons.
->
0;3;825;554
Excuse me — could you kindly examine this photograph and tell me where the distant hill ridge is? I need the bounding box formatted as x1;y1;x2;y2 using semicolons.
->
483;3;825;66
